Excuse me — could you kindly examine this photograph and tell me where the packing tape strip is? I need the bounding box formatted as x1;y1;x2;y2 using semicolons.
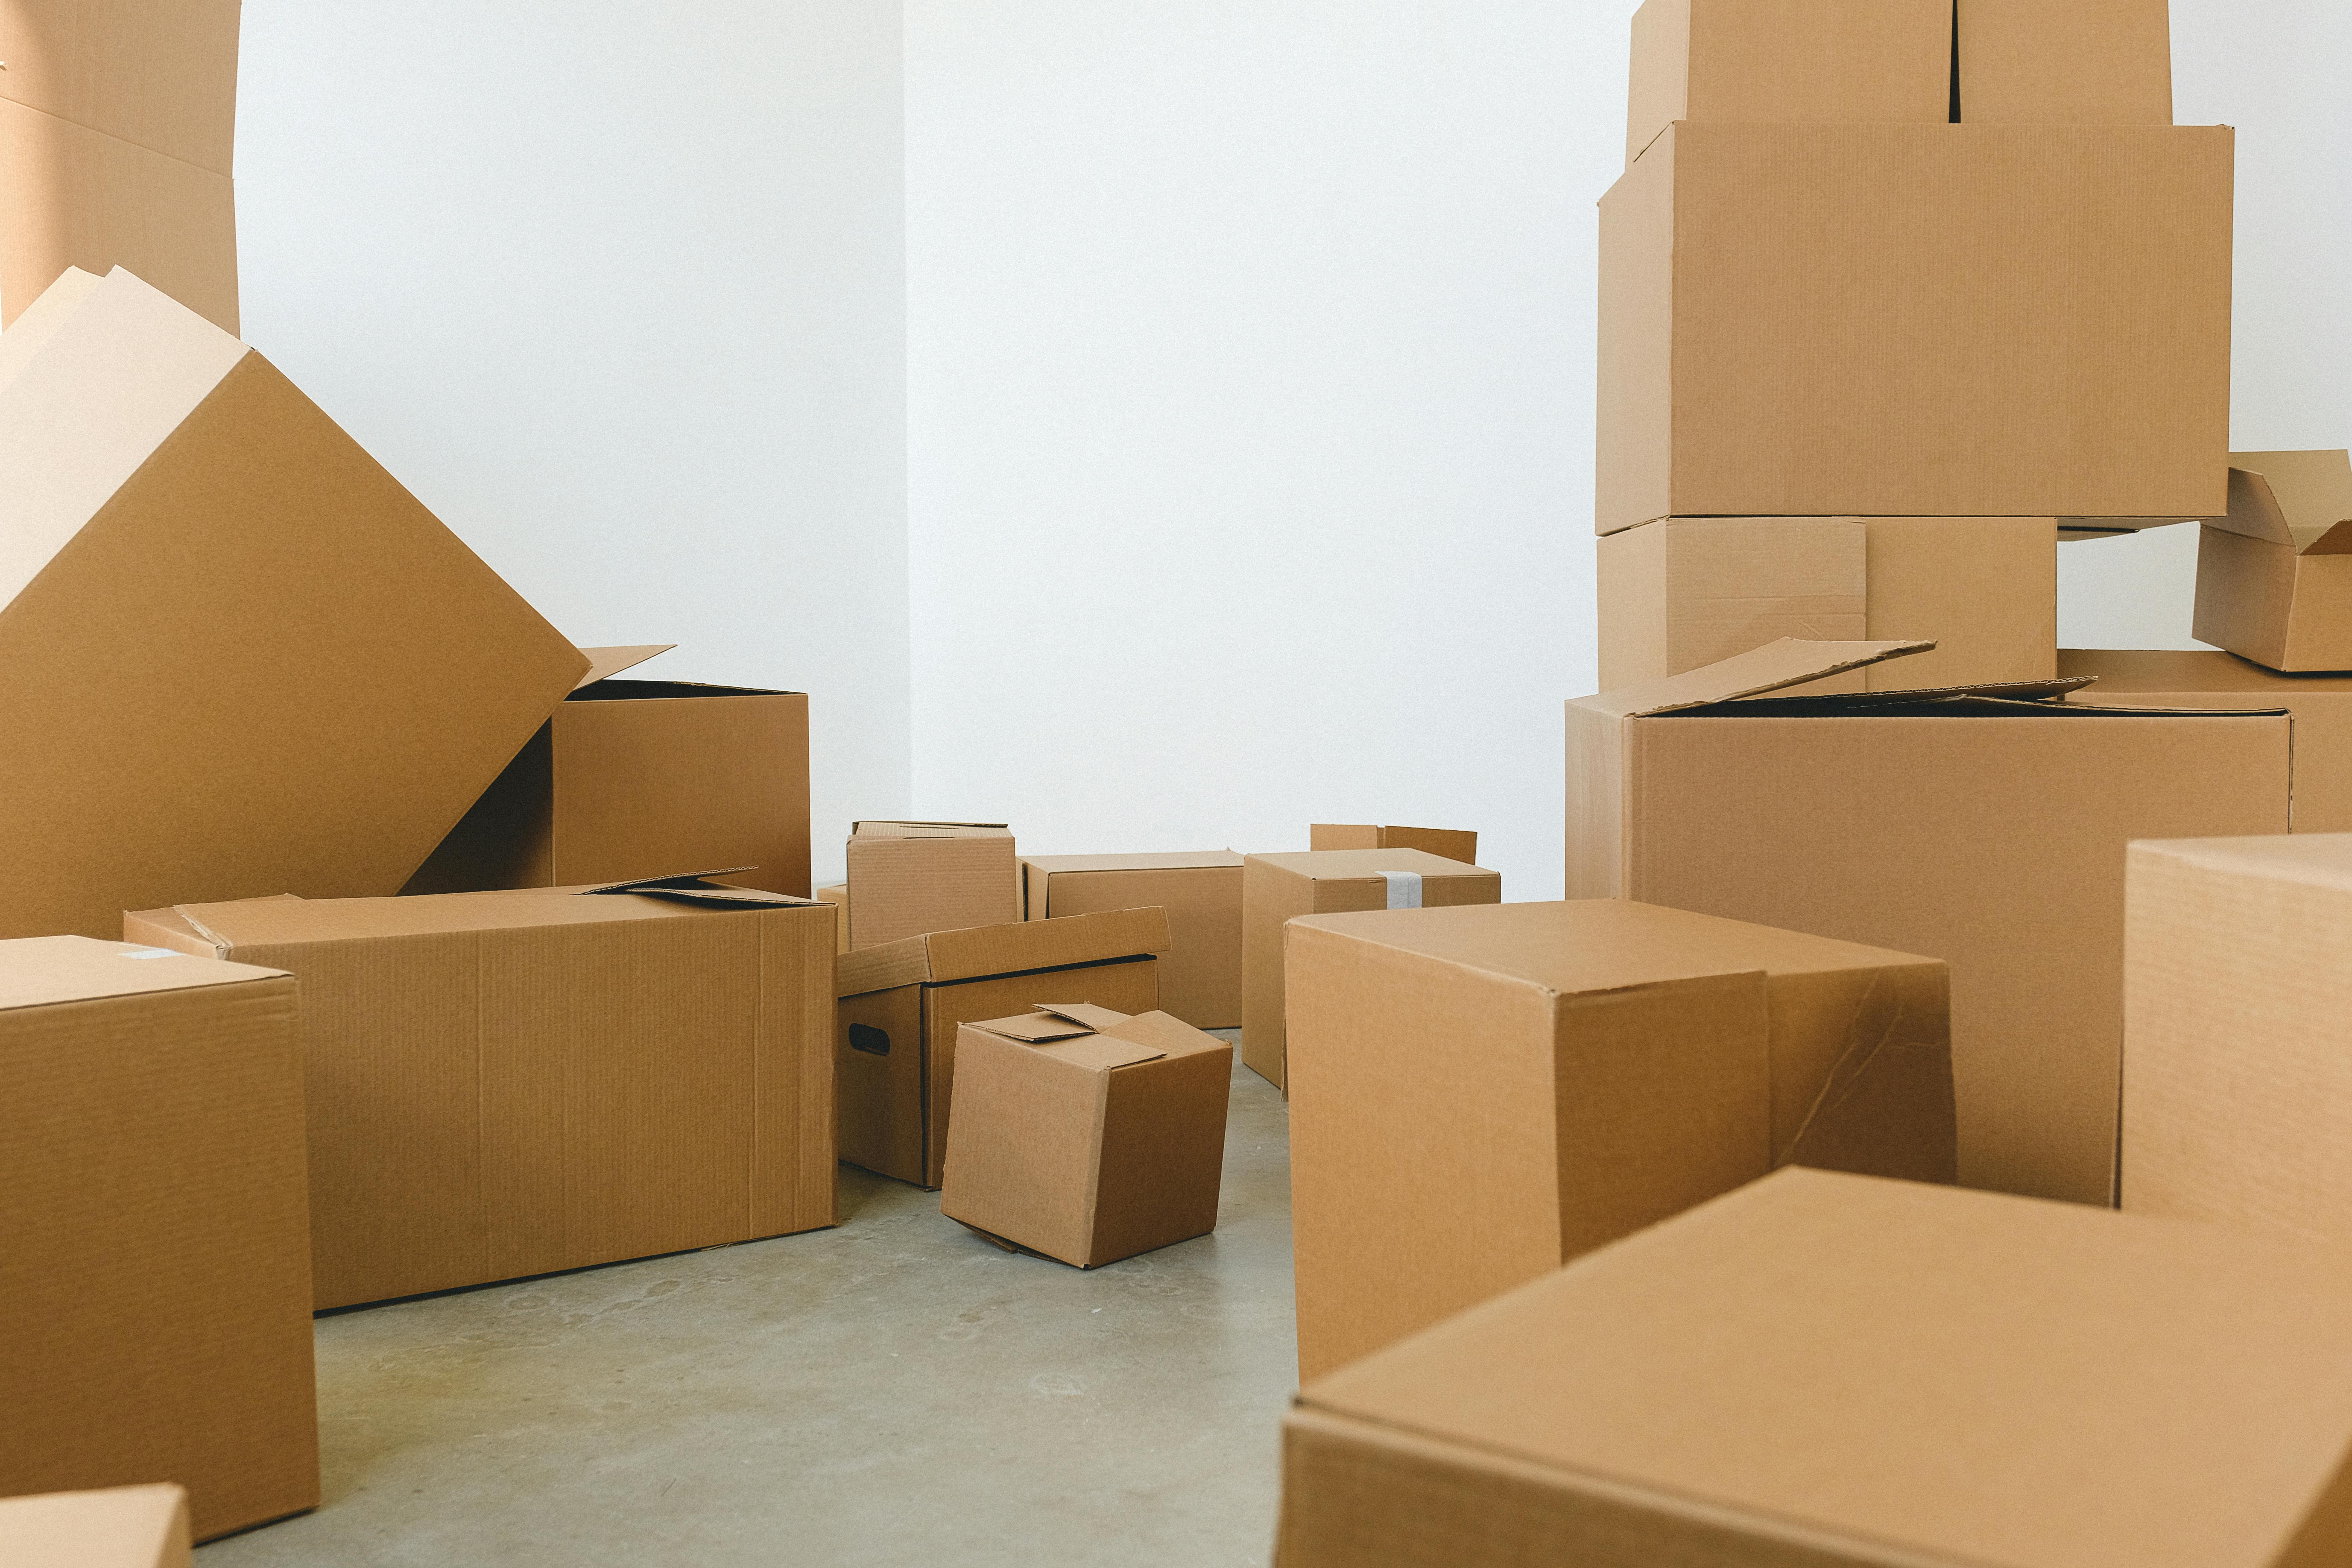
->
1382;871;1423;910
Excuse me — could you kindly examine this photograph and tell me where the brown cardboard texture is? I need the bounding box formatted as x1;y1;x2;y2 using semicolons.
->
0;266;587;940
836;907;1171;1189
1597;123;2233;534
1278;1168;2352;1568
1567;638;2290;1205
846;821;1020;951
1957;0;2173;126
0;2;240;175
940;1006;1231;1268
405;645;812;899
1625;0;1949;167
2194;453;2352;672
1242;850;1501;1091
1286;899;1951;1382
0;937;316;1540
1023;852;1242;1028
0;1485;192;1568
122;878;835;1312
817;883;850;954
1306;824;1479;864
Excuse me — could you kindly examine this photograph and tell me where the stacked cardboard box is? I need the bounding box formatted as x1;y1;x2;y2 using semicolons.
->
1022;851;1243;1028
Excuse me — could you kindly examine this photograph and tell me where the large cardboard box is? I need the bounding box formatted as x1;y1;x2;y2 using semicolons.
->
1307;823;1478;864
816;883;850;953
1598;515;2056;692
1597;123;2233;535
0;266;586;941
1286;899;1951;1382
1957;0;2172;126
1023;851;1242;1028
404;645;812;898
1624;0;1949;168
845;821;1019;951
1242;850;1501;1092
0;1485;191;1568
0;937;315;1540
2193;453;2352;672
1279;1167;2352;1568
2062;649;2352;833
836;908;1170;1189
124;876;836;1311
941;1004;1231;1268
1567;638;2290;1205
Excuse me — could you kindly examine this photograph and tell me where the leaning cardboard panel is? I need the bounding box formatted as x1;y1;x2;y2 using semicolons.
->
1567;638;2289;1205
1023;852;1243;1028
1957;0;2172;126
836;907;1171;1189
845;821;1020;951
1279;1168;2352;1568
1286;899;1951;1382
2193;453;2352;672
405;645;812;898
0;266;586;941
0;1485;193;1568
941;1005;1231;1268
1306;824;1479;864
0;938;315;1540
125;876;835;1312
1596;123;2233;534
0;1;240;175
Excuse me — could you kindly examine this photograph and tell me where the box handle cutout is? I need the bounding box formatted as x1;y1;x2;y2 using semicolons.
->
849;1024;891;1056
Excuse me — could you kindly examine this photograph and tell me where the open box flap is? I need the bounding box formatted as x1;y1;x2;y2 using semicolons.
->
1583;639;1936;719
2209;453;2352;554
571;644;678;690
1035;1001;1133;1032
580;870;819;909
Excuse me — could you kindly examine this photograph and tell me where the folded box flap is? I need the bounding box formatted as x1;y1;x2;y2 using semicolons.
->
1035;1001;1133;1032
580;870;819;910
969;1010;1099;1043
1579;639;1936;718
838;905;1173;997
572;644;677;689
1096;1008;1229;1060
2211;453;2352;553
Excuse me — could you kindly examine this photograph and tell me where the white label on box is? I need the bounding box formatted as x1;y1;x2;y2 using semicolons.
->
1382;873;1423;910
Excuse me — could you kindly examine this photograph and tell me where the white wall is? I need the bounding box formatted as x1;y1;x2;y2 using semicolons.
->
236;1;911;885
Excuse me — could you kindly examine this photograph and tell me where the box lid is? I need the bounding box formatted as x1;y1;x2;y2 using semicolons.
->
852;820;1011;839
0;934;286;1012
0;1483;191;1568
966;1010;1167;1072
1023;850;1244;874
155;877;819;951
837;906;1172;997
571;644;677;689
2211;453;2352;555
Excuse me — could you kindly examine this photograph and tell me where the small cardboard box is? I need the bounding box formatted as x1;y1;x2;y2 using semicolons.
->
1568;638;2290;1205
404;645;812;898
845;821;1020;951
1279;1167;2352;1568
1286;899;1951;1381
836;908;1171;1189
2193;452;2352;672
816;883;850;953
0;1485;192;1568
1625;0;1949;167
1307;824;1478;864
0;266;586;940
1598;124;2233;534
0;937;315;1540
941;1004;1231;1268
1598;515;2057;692
1023;852;1242;1028
124;876;836;1312
1957;0;2172;126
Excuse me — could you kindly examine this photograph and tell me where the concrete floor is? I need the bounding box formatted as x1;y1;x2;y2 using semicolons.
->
201;1043;1294;1567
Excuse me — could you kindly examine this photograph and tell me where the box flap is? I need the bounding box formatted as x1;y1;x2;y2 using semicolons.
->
2211;453;2352;554
969;1010;1100;1043
851;820;1011;838
578;870;818;910
1094;1007;1230;1061
1035;1001;1134;1032
0;934;285;1012
0;265;102;394
1035;1035;1167;1072
837;905;1172;997
1675;688;2287;720
571;644;677;690
1578;639;1935;718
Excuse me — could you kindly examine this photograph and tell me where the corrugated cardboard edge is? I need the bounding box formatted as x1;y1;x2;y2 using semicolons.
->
1577;639;1935;719
571;644;677;690
838;906;1174;998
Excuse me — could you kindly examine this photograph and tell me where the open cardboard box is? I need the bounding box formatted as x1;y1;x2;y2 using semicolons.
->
2194;452;2352;671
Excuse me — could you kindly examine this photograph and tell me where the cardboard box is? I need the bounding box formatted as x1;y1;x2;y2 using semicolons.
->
124;875;836;1311
836;907;1171;1189
1307;824;1478;864
2062;649;2352;833
1567;638;2290;1205
0;937;315;1540
0;1;240;175
0;1485;192;1568
1286;899;1951;1381
1957;0;2172;126
2193;453;2352;672
1597;124;2233;534
1625;0;1950;167
0;266;586;941
845;821;1020;951
403;645;812;898
1242;850;1501;1092
1598;515;2057;692
817;883;850;953
1023;852;1242;1028
1279;1167;2352;1568
940;1003;1231;1268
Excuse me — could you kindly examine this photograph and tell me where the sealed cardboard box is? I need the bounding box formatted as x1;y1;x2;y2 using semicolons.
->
124;876;836;1311
1307;824;1478;864
0;1485;191;1568
1568;638;2289;1205
1624;0;1949;168
941;1004;1230;1268
817;883;850;953
1597;123;2233;534
1598;515;2057;692
1279;1167;2352;1568
0;937;315;1540
1957;0;2172;126
2193;453;2352;672
1023;852;1242;1028
1243;850;1499;1091
846;821;1019;950
1286;899;1951;1381
404;645;812;898
837;907;1170;1188
0;266;586;941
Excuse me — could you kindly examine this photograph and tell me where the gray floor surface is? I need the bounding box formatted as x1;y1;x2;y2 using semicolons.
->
200;1043;1295;1566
